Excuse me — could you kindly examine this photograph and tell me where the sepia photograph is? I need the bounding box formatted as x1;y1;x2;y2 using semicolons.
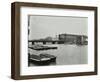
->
28;15;88;66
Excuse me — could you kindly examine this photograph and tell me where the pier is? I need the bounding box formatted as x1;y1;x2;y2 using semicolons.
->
28;40;65;45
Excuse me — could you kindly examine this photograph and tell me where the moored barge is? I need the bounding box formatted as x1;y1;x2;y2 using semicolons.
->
29;53;56;65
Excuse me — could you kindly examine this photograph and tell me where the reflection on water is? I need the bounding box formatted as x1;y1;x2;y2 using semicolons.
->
28;44;88;66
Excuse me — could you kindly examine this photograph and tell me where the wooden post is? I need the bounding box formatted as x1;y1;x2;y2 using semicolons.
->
32;42;34;45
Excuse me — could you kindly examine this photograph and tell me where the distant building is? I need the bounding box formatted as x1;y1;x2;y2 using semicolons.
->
58;34;88;44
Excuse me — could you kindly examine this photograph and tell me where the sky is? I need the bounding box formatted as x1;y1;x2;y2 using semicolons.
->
28;15;88;40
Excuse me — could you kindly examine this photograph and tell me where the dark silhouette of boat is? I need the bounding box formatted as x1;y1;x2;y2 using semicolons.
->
28;53;56;65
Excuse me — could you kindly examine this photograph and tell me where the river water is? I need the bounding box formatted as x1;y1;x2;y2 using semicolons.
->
28;44;88;66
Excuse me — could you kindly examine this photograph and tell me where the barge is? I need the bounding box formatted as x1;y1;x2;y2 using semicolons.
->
28;53;56;65
29;45;57;50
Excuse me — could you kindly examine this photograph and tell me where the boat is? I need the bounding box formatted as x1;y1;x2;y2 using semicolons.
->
29;45;57;50
29;54;51;65
28;53;56;65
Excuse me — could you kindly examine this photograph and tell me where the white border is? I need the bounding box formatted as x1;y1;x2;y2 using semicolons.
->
20;7;95;75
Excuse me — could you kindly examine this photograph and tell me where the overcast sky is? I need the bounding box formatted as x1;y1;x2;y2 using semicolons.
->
28;15;88;40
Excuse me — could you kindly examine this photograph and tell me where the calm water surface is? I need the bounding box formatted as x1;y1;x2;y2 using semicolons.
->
29;44;88;66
